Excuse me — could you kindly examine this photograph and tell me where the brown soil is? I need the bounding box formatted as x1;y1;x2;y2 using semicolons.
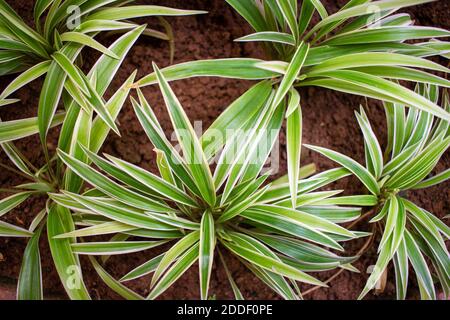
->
0;0;448;300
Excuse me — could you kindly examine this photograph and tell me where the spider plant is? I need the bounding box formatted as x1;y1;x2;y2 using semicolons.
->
52;63;374;300
131;0;450;210
0;26;144;300
306;84;449;300
0;2;203;299
0;0;203;152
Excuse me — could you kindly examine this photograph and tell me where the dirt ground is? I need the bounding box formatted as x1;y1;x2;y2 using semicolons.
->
0;0;448;300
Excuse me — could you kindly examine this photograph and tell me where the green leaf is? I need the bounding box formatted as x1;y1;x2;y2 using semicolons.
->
47;204;90;300
0;192;31;218
221;239;324;286
76;20;136;34
154;63;216;206
0;141;33;176
383;142;419;176
392;104;406;158
62;102;92;194
146;213;200;231
154;148;177;186
272;42;309;108
261;168;351;203
131;97;201;197
285;88;301;118
34;0;56;22
298;0;315;36
310;0;328;19
236;31;295;46
307;0;437;39
358;236;393;299
225;0;267;32
378;196;399;251
311;194;378;206
88;256;144;300
89;69;136;153
353;66;450;89
224;231;300;299
0;0;50;58
387;136;450;189
52;52;90;96
218;186;269;223
404;230;436;300
17;226;43;300
201;81;272;159
356;108;383;179
87;5;206;21
58;149;171;212
276;0;299;41
0;220;32;237
61;192;175;231
38;45;81;145
120;253;164;282
0;112;64;143
308;70;450;121
199;211;215;300
79;144;158;197
218;249;243;300
105;154;198;207
0;61;51;99
60;32;119;59
220;99;283;203
305;144;380;195
0;98;20;107
68;73;121;138
325;26;450;45
213;94;274;190
241;209;343;251
254;204;355;238
54;221;136;239
148;242;199;300
286;105;302;208
393;239;408;300
72;240;167;255
152;231;200;287
307;52;449;75
412;169;450;189
409;214;449;278
242;259;298;299
254;233;352;266
299;206;361;223
135;59;277;87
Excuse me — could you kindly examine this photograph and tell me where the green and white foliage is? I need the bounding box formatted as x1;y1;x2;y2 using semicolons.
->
0;0;203;147
54;65;369;300
0;0;204;300
307;84;449;300
133;0;450;209
0;24;167;300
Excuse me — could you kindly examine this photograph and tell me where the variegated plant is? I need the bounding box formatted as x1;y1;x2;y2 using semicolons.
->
0;27;143;300
307;84;449;300
0;0;204;300
53;64;373;300
0;0;203;148
0;0;448;301
132;0;450;212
